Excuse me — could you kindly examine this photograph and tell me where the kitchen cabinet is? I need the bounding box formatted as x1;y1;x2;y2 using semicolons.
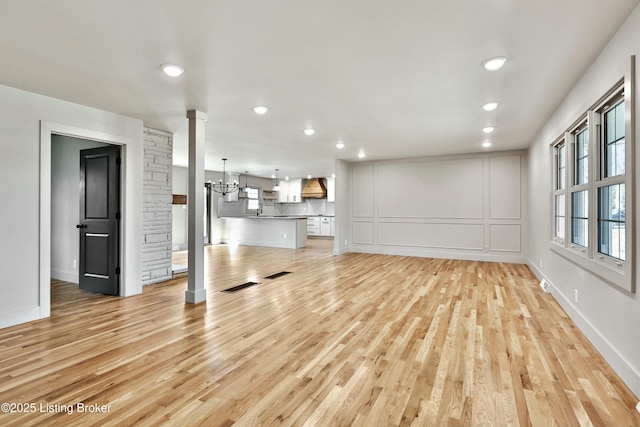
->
320;217;331;236
307;217;320;236
325;176;335;202
308;216;335;237
278;178;302;203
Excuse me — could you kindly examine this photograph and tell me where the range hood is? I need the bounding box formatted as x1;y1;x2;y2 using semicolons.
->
301;178;327;198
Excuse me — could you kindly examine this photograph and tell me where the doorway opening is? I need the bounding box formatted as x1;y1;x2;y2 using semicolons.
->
39;120;139;320
51;136;121;301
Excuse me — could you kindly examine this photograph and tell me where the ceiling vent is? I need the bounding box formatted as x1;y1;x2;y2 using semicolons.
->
301;178;327;198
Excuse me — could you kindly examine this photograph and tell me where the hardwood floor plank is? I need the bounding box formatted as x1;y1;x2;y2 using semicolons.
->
0;244;638;426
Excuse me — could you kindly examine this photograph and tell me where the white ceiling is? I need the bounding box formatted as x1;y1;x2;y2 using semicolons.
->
1;0;638;179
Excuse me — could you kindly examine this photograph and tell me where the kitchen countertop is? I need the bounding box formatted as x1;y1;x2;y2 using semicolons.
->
222;216;308;220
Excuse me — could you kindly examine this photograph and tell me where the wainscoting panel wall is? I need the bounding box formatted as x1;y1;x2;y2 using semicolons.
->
377;158;484;219
378;222;484;250
353;221;375;244
349;151;526;263
489;155;521;219
352;165;375;218
489;224;522;252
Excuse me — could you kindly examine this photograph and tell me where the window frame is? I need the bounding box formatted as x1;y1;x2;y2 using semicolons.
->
568;117;590;255
593;87;627;268
549;75;634;293
552;139;567;244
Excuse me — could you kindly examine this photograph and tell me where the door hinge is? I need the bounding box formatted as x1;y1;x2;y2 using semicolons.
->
116;212;121;220
116;157;122;165
115;267;121;275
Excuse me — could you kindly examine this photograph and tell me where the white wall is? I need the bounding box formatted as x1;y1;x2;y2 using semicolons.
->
51;135;109;283
348;151;527;262
334;159;351;255
527;4;640;396
0;84;143;329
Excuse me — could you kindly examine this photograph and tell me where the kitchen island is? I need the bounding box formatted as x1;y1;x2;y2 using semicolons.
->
220;216;307;249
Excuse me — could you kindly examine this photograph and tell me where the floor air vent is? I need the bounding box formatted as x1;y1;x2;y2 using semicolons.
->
539;279;550;293
221;281;260;293
264;271;292;280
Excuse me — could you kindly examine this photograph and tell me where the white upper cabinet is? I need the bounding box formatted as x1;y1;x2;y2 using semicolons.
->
277;181;289;203
277;179;302;203
325;177;335;202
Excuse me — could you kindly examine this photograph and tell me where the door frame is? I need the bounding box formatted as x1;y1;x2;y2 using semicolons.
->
39;121;140;317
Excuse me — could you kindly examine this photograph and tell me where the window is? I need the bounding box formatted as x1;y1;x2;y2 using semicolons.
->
575;126;589;185
549;78;632;292
597;94;626;261
598;184;625;260
246;187;260;210
571;190;588;247
569;120;589;249
553;142;567;241
603;98;625;178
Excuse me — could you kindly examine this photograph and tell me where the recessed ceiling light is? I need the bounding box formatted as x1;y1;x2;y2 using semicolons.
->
482;56;508;71
482;141;493;148
336;142;345;149
307;175;312;179
271;174;276;179
482;126;495;134
285;176;289;181
304;128;315;136
161;64;184;77
482;102;499;111
253;105;268;115
358;151;366;158
332;173;336;178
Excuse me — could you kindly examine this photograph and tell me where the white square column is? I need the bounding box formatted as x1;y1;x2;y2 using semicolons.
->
186;109;207;304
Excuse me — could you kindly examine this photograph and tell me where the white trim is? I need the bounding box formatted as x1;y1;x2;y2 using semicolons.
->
0;307;41;329
50;269;79;284
351;244;527;264
40;121;139;320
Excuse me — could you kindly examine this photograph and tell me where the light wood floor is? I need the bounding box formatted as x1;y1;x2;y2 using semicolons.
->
1;243;639;426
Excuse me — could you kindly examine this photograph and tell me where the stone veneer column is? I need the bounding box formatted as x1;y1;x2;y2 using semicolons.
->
142;127;173;285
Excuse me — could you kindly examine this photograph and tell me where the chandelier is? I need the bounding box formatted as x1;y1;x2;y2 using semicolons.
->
211;158;239;195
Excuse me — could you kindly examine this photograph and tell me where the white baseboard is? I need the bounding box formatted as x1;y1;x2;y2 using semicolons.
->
350;244;528;264
0;306;41;330
51;269;79;284
526;258;640;398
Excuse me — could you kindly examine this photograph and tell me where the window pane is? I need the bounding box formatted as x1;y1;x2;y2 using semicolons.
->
575;128;589;184
571;190;588;247
615;102;625;140
557;144;566;190
598;184;625;260
604;100;625;178
555;194;565;239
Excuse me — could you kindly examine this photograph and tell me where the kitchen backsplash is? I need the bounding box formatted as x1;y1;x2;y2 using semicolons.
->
218;198;335;217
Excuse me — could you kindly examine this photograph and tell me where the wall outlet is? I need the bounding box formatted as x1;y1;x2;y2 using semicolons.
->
344;239;347;245
73;259;77;269
574;289;579;304
539;258;543;268
283;233;287;239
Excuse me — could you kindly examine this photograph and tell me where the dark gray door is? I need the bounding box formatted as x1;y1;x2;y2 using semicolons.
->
78;146;120;295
